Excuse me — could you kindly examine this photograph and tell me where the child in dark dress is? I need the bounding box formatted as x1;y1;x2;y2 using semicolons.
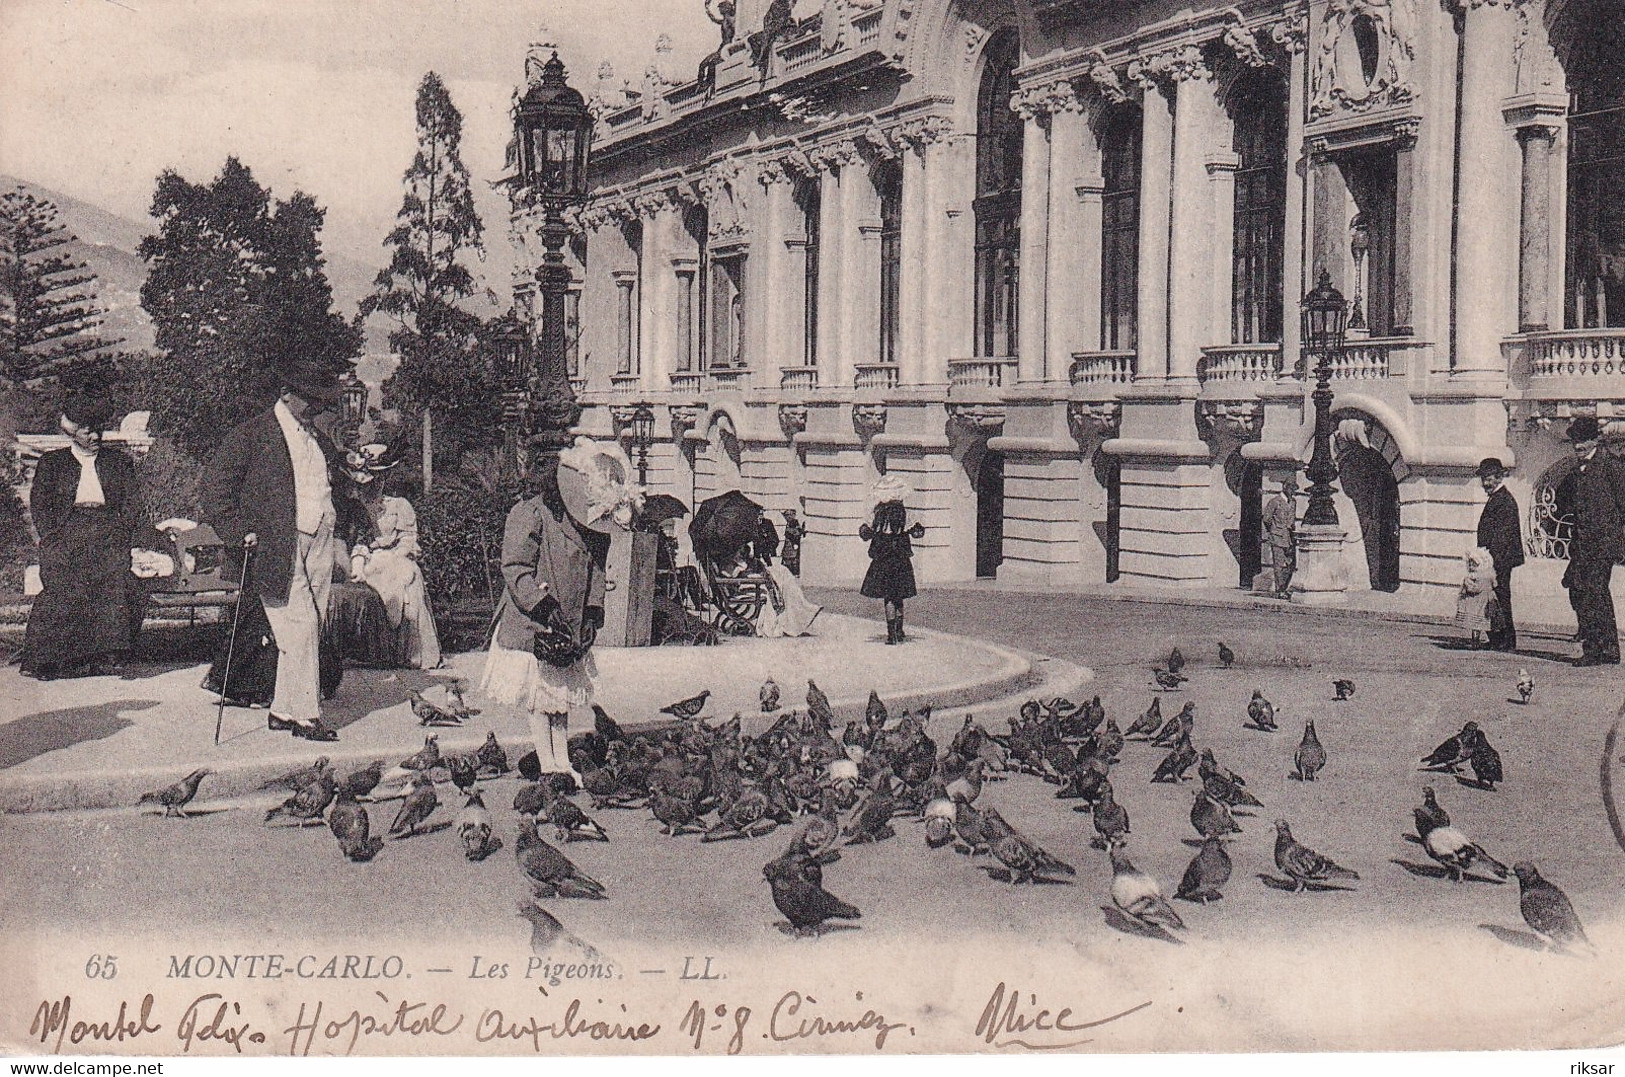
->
859;498;925;644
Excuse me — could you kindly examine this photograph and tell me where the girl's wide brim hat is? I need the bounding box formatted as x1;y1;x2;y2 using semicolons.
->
344;443;398;484
869;475;909;505
558;436;639;534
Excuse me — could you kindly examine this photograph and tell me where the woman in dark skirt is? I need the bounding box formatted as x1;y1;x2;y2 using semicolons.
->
22;394;146;678
859;487;925;645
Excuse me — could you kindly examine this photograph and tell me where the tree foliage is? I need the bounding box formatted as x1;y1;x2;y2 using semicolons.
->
136;157;361;455
0;186;116;396
363;72;501;466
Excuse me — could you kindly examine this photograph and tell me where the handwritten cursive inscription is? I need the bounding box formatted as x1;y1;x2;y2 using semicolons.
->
476;998;661;1051
176;993;267;1053
769;991;911;1050
282;992;464;1056
30;995;161;1052
974;981;1151;1050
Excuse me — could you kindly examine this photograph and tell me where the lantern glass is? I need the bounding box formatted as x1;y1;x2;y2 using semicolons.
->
516;52;593;203
631;404;655;449
1300;268;1349;356
340;375;366;425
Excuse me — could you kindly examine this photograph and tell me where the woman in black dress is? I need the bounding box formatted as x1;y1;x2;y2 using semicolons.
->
859;497;924;644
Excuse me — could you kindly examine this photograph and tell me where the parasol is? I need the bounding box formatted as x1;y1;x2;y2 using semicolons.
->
689;489;765;567
641;494;691;526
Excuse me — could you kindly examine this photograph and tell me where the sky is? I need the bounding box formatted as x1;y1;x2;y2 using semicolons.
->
0;0;716;300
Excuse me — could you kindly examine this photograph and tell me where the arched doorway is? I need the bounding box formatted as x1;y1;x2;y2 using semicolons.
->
975;450;1005;578
1231;457;1264;589
1339;444;1400;591
1093;452;1121;583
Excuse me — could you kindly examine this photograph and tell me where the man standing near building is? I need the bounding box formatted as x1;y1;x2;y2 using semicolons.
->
201;360;346;740
1262;475;1299;599
1561;417;1625;666
1474;458;1524;652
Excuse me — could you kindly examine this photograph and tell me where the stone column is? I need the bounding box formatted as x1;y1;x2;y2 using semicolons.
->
612;269;638;375
899;137;930;386
924;134;976;384
1016;103;1052;381
814;161;844;390
635;195;680;392
1453;0;1520;374
1166;54;1222;385
757;164;799;374
1046;85;1093;379
834;142;881;387
1134;77;1174;382
1206;152;1240;347
1504;105;1564;332
1277;17;1309;377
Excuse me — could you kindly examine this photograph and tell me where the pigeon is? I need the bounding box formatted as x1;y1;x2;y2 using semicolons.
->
475;732;510;776
1273;820;1359;891
399;735;441;771
389;774;440;838
650;789;702;836
543;786;609;843
138;768;211;818
339;760;386;800
1513;862;1593;955
1246;689;1276;731
265;771;337;825
1469;734;1503;790
1190;790;1240;838
516;818;606;899
760;677;781;713
1151;736;1197;783
1176;836;1232;904
447;753;478;795
409;689;463;726
517;902;604;959
1096;717;1125;763
1153;668;1187;691
865;689;888;728
1199;750;1262;809
843;778;897;845
328;788;381;861
1294;720;1326;781
513;781;549;818
952;795;992;855
1413;786;1451;839
1091;781;1129;848
446;680;479;718
764;848;861;936
1166;646;1186;676
1108;840;1184;931
1217;641;1235;669
705;788;777;842
1151;702;1194;747
923;797;956;848
259;757;331;792
1420;814;1508;882
1332;678;1356;701
1421;722;1479;772
1125;698;1162;739
660;690;711;720
458;791;501;861
1515;669;1534;705
806;681;834;730
983;806;1075;884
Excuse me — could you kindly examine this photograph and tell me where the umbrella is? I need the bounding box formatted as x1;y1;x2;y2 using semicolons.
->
642;494;690;526
690;490;764;567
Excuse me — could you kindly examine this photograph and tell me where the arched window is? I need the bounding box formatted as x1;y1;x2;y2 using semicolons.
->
1564;0;1625;328
796;178;820;369
1099;105;1141;352
974;27;1022;359
1229;72;1288;345
618;220;641;376
876;160;903;365
682;205;708;371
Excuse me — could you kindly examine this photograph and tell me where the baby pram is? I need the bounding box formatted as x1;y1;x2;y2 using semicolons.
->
687;490;777;637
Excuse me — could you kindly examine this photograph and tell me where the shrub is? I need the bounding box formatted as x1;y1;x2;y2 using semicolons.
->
417;453;526;615
132;436;202;529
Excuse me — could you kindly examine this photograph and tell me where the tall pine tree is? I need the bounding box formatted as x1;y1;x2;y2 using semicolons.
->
0;187;116;393
363;71;499;480
136;157;361;456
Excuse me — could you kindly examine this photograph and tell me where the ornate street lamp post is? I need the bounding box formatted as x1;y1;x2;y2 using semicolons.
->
339;371;368;446
1300;268;1350;528
514;51;594;451
491;313;533;476
628;403;656;487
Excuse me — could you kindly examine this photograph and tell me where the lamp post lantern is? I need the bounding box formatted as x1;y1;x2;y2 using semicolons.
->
513;50;594;451
339;370;367;445
629;403;656;487
1300;268;1350;529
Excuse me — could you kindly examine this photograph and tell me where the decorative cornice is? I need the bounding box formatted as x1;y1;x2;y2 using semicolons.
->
1011;78;1085;120
809;138;865;172
852;403;888;439
1220;11;1272;68
669;404;704;434
777;403;808;441
891;114;955;153
1067;400;1122;443
1085;52;1130;105
1196;400;1264;443
857;124;902;160
1266;10;1310;54
947;403;1007;436
1127;44;1211;91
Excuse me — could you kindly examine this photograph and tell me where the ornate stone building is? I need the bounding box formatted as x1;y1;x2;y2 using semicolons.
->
507;0;1625;622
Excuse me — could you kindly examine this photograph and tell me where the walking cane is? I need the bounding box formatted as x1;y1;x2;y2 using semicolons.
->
214;535;257;746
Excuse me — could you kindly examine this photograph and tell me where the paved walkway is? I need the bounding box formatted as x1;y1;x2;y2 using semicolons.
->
0;613;1086;813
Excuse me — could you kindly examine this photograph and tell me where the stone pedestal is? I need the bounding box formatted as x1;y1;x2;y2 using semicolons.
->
1291;522;1350;606
602;530;659;647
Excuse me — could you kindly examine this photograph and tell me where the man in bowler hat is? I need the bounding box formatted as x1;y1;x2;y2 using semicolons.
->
200;360;347;739
1561;416;1625;666
1474;457;1524;651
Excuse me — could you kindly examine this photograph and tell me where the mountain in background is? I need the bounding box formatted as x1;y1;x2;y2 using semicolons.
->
0;174;384;367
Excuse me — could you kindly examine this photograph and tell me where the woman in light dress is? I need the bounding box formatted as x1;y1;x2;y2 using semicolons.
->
347;445;441;669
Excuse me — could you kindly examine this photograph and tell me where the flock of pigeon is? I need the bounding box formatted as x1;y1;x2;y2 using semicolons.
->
135;647;1593;955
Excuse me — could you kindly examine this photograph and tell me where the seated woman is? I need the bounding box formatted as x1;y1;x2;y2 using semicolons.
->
345;445;442;669
752;511;821;638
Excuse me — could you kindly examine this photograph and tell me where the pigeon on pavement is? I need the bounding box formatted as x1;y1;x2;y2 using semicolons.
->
475;732;510;776
1246;689;1277;732
458;791;501;861
760;677;781;713
1333;679;1356;701
328;788;381;862
339;760;386;800
265;771;337;826
1513;862;1593;955
399;735;441;771
764;848;861;937
1273;820;1359;891
1125;697;1162;739
543;786;610;843
1166;646;1186;676
1413;786;1451;838
1176;836;1232;904
1199;750;1262;809
1421;722;1479;772
138;768;211;818
1153;669;1187;692
517;902;604;960
1469;731;1504;790
1191;790;1241;838
1294;720;1327;781
1151;736;1198;783
447;753;478;795
1516;669;1534;705
389;774;440;838
806;681;835;730
409;689;463;726
259;757;331;792
1091;781;1130;848
982;806;1075;884
1151;702;1195;748
661;690;711;720
1218;641;1235;669
923;797;955;848
1108;840;1184;931
446;680;479;719
1419;812;1508;882
517;818;606;899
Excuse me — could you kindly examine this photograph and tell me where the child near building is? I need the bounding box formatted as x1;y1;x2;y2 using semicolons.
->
1455;546;1498;647
859;476;926;645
